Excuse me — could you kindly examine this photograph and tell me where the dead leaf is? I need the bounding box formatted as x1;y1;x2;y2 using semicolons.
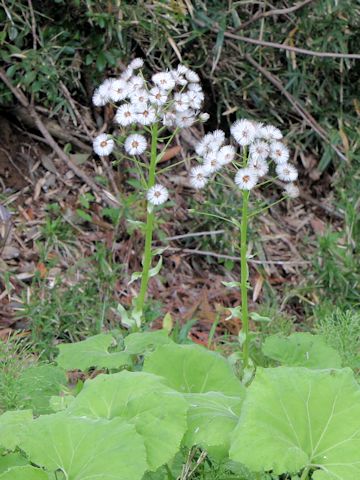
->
252;274;264;302
159;146;181;163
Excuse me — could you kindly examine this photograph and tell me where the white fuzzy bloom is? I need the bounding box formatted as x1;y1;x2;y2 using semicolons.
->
187;83;202;93
260;125;283;141
186;90;204;109
234;168;258;190
121;67;133;81
108;79;129;102
276;163;298;182
124;134;147;155
248;158;269;177
136;106;157;126
115;104;136;126
93;134;114;157
92;79;112;106
249;140;270;162
129;89;149;108
170;70;188;86
190;166;209;189
199;112;210;122
231;119;257;146
284;183;300;198
203;156;223;174
177;64;189;75
149;87;168;106
174;92;190;112
270;141;290;164
185;69;200;83
128;75;144;90
129;58;144;70
92;89;108;107
147;184;169;205
175;110;195;128
217;145;236;165
162;112;177;127
211;130;226;146
152;72;176;90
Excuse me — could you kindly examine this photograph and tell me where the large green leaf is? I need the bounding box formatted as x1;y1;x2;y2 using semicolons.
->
20;413;147;480
262;333;342;368
56;333;131;371
0;466;48;479
183;392;243;453
0;410;33;450
143;344;244;395
0;453;28;474
230;367;360;479
124;329;173;355
17;365;67;414
67;371;188;471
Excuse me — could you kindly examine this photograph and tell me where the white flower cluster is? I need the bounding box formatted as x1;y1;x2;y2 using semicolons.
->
189;119;299;197
92;59;209;205
92;59;207;153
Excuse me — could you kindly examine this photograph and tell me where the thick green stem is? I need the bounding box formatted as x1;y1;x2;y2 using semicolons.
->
240;189;250;368
300;466;310;480
135;123;158;326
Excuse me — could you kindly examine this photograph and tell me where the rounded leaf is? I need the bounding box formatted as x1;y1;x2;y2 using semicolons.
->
230;367;360;479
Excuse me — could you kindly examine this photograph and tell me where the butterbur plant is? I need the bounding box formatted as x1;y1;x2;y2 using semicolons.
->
92;59;208;328
188;119;299;369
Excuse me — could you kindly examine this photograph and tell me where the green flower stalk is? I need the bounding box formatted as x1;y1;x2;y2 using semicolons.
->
187;119;300;370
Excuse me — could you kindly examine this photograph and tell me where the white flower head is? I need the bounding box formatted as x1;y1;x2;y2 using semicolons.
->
210;130;226;147
276;163;298;182
129;58;144;70
284;183;300;198
136;106;157;126
152;72;176;90
124;134;147;155
115;104;136;126
186;90;204;109
190;166;209;189
121;67;133;81
147;184;169;205
217;145;236;165
162;111;177;127
174;92;190;112
185;69;200;83
128;75;145;91
231;119;257;146
187;83;202;93
92;79;112;106
177;64;189;75
234;168;258;190
175;110;195;128
129;89;149;108
203;155;223;174
93;133;114;157
108;79;129;102
199;112;210;122
149;87;168;106
270;141;290;164
249;140;270;162
170;70;187;86
248;158;269;177
259;124;283;141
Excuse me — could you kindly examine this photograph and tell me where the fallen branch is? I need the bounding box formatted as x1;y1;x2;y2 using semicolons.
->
194;19;360;59
0;68;118;207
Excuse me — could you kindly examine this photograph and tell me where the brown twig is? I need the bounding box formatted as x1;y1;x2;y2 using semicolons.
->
238;0;316;30
195;19;360;59
0;68;116;207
